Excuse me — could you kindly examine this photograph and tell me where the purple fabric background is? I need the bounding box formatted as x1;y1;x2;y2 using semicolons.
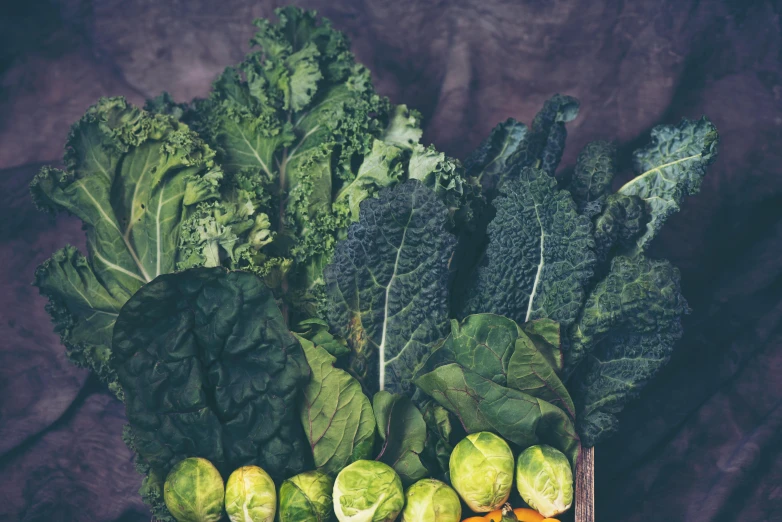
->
1;1;780;520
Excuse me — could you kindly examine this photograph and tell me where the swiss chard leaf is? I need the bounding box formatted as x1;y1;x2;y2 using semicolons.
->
617;117;719;255
297;333;376;476
324;180;456;395
373;391;429;485
567;256;689;445
416;364;580;467
31;97;221;391
462;168;596;328
112;267;311;482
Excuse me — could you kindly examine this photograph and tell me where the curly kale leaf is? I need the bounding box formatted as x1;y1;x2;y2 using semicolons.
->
297;332;376;476
112;267;312;482
30;97;221;392
618;117;719;255
462;168;596;328
324;180;457;396
567;256;689;446
508;94;580;177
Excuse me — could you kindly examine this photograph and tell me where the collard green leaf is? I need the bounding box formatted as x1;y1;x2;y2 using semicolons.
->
508;94;580;177
618;117;719;255
416;364;580;467
297;333;376;475
567;256;689;446
112;267;311;482
373;391;429;485
568;141;616;214
324;180;456;395
31;97;221;390
464;118;527;199
463;168;596;328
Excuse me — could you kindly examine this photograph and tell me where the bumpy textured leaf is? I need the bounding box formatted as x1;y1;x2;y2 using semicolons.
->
31;97;221;390
617;117;719;254
568;141;616;214
463;168;596;328
112;268;311;482
567;256;689;445
464;118;527;199
325;180;456;395
297;333;376;475
373;391;429;485
507;94;580;177
592;193;648;263
416;364;580;466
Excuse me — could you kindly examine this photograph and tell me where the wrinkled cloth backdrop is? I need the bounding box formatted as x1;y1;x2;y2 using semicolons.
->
1;1;780;521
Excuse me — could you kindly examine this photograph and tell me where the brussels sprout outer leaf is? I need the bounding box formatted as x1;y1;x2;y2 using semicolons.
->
225;466;277;522
163;457;225;522
333;460;405;522
400;478;462;522
297;333;376;475
515;445;573;518
279;471;335;522
448;432;514;513
112;267;311;482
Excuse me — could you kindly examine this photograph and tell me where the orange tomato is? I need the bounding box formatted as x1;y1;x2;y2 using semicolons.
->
514;508;545;521
540;519;560;522
484;509;503;522
462;518;487;522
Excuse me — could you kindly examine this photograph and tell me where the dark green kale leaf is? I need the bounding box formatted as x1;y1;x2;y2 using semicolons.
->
567;256;689;446
464;118;527;199
592;193;649;263
617;117;719;255
30;97;221;394
324;180;457;396
112;267;311;484
462;168;596;329
567;140;616;215
373;391;429;485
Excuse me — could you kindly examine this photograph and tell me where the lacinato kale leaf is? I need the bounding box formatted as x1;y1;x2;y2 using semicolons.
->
617;117;719;255
461;167;596;328
567;256;688;446
297;331;376;475
112;268;311;483
324;180;457;396
464;118;527;200
31;97;221;394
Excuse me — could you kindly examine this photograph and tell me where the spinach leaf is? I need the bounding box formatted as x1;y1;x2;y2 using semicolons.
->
297;333;376;475
416;364;580;467
373;391;428;485
324;180;456;395
112;267;310;482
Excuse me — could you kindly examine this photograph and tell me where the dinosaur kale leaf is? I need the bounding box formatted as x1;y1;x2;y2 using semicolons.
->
324;180;456;396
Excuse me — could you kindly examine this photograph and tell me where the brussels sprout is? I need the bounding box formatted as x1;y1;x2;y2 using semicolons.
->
164;457;225;522
449;432;514;512
401;478;461;522
515;445;573;518
224;466;277;522
279;470;335;522
333;460;405;522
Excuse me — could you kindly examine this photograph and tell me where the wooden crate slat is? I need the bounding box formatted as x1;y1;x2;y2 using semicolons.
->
575;446;595;522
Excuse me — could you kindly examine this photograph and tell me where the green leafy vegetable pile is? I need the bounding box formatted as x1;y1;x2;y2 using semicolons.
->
30;6;719;521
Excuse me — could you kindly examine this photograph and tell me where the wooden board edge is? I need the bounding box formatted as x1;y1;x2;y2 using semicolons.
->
575;446;594;522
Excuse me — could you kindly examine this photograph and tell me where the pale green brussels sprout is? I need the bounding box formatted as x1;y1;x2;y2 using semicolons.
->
164;457;225;522
449;432;514;513
332;460;405;522
401;478;461;522
279;470;335;522
515;445;573;518
224;466;277;522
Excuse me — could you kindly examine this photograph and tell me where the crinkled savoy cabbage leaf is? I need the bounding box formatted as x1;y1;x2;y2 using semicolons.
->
112;267;311;483
30;97;221;392
324;180;456;395
296;332;376;476
462;167;596;328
